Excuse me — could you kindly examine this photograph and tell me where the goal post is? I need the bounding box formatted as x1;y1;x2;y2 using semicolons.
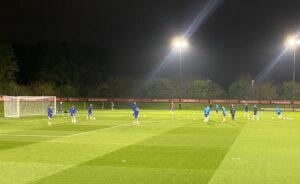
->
3;96;20;118
3;96;56;118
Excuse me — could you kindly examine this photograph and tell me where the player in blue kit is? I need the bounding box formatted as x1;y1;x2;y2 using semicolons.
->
215;104;219;114
87;104;94;120
252;105;259;120
69;105;77;123
48;104;53;126
230;104;236;121
244;103;249;119
276;106;282;120
222;106;226;122
131;101;140;126
203;106;210;123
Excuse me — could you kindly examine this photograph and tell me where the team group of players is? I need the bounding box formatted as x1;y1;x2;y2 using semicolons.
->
204;103;284;123
203;103;260;123
46;101;283;126
172;102;283;123
47;102;94;126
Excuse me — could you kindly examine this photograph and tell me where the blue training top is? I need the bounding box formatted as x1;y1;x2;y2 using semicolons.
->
88;106;92;113
70;107;76;116
132;103;137;112
48;107;53;116
245;105;249;112
230;107;236;115
254;106;258;115
276;107;281;114
222;107;226;116
204;107;210;116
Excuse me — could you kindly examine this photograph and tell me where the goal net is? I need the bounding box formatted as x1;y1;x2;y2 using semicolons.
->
3;96;56;118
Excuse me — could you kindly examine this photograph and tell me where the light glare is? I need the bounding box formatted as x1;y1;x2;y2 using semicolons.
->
286;35;300;48
172;37;189;49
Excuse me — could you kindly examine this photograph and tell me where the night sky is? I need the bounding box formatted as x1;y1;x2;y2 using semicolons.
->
1;0;300;87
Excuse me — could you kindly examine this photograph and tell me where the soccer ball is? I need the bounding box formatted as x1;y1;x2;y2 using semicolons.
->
93;117;96;120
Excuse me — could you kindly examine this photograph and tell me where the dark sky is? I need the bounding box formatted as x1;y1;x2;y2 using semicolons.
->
1;0;300;87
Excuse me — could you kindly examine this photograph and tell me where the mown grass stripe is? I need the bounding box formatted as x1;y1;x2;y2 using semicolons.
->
31;126;243;184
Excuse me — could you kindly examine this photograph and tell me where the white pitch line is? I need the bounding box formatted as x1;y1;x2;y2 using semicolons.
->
0;134;66;138
66;123;130;138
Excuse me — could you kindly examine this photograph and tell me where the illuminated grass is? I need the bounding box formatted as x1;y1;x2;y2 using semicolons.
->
0;110;299;184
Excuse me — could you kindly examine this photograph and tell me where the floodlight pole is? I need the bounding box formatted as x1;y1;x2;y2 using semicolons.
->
180;47;182;76
173;37;188;109
292;47;296;112
179;47;182;110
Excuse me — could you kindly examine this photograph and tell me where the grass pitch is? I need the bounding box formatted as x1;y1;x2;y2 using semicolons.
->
0;109;300;184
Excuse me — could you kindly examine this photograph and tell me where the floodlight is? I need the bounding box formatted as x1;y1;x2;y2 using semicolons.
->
286;36;300;48
172;37;189;49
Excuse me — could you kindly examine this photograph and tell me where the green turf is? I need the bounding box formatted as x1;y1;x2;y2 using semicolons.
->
0;109;300;184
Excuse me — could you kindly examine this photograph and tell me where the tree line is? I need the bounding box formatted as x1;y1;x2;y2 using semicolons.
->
1;42;300;100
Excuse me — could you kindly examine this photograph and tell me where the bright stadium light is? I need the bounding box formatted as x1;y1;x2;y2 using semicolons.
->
172;37;189;110
286;36;300;48
172;37;189;49
287;38;296;47
285;35;300;112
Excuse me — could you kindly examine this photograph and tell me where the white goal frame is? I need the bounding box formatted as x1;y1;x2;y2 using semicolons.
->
3;96;56;118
